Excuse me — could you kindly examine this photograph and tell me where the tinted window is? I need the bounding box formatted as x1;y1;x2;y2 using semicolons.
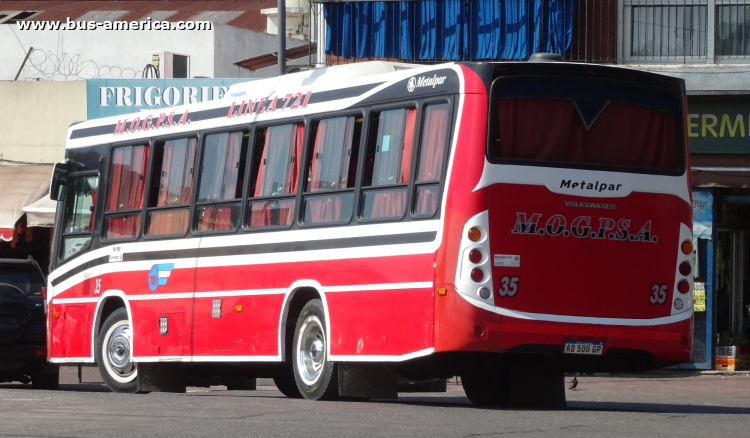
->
147;137;197;236
62;175;98;261
105;144;148;240
489;79;680;172
0;266;44;296
248;124;303;228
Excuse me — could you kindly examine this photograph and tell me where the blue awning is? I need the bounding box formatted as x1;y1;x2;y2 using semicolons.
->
324;0;576;61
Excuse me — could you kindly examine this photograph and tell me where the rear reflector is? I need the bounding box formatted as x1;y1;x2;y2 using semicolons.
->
677;280;690;294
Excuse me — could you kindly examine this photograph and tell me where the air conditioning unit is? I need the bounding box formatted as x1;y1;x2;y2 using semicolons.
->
149;51;191;78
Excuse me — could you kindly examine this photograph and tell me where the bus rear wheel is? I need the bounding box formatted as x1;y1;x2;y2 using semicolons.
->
292;299;338;400
461;371;506;407
96;308;138;393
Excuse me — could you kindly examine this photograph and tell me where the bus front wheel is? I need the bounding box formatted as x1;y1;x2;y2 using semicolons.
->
96;308;138;393
291;299;338;400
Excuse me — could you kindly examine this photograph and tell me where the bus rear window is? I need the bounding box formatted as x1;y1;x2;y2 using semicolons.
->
489;79;681;173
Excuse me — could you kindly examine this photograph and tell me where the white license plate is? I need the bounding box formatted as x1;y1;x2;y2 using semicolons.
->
563;341;604;355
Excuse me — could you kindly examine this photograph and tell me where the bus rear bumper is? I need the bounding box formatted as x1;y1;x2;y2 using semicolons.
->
494;315;693;372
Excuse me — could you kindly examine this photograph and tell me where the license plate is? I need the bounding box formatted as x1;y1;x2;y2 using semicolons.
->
563;341;604;355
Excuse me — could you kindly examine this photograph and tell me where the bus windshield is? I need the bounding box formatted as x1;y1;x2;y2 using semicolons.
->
488;78;682;173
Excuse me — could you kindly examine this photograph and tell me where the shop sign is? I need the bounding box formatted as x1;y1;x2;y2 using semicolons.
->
692;190;713;240
86;78;251;120
688;99;750;153
694;282;706;312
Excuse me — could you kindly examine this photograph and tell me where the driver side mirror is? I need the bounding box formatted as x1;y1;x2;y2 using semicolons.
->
50;162;70;201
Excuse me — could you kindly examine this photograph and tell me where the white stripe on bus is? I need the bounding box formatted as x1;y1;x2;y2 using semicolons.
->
49;220;440;284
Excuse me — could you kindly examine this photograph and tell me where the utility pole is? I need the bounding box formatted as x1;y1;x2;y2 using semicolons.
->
278;0;286;75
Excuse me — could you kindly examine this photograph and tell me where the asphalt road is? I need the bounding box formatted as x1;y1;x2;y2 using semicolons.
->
1;368;749;438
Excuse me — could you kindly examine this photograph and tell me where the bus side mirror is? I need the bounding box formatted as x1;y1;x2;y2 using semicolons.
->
50;162;70;201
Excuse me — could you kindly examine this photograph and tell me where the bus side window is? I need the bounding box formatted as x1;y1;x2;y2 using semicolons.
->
196;131;248;233
104;144;148;240
146;137;197;237
61;175;99;261
414;103;450;217
361;108;415;220
302;116;361;225
247;124;303;228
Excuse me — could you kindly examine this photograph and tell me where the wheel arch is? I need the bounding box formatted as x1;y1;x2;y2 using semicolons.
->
277;280;331;360
90;290;133;362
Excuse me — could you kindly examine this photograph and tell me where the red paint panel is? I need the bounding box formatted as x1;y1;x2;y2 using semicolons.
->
61;305;87;358
130;300;192;357
191;294;284;357
326;288;434;356
488;185;691;319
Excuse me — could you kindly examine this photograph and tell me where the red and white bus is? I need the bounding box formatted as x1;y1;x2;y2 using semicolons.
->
47;60;692;407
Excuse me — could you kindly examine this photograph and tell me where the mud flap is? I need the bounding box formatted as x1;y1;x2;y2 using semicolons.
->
338;363;398;399
137;363;187;394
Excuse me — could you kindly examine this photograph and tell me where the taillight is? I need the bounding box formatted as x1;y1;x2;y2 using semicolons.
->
679;261;691;276
681;240;693;255
469;249;482;264
468;227;482;242
471;268;484;282
41;287;47;301
677;280;690;294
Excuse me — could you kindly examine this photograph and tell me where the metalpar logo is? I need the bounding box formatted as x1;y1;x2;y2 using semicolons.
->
407;74;447;92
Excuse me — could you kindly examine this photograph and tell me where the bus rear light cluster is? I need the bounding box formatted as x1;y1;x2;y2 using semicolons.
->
671;224;694;315
455;211;494;305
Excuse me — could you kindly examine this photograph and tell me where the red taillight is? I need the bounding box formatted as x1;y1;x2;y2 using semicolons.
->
469;249;482;264
471;268;484;282
679;261;691;276
677;280;690;294
41;287;47;301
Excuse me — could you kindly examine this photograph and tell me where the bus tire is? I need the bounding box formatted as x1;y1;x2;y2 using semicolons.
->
292;299;338;400
461;371;505;407
96;308;138;393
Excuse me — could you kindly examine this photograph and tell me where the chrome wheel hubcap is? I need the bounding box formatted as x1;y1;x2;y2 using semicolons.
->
107;324;135;378
297;316;326;385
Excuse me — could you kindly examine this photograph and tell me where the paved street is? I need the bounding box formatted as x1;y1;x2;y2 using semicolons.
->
0;367;748;437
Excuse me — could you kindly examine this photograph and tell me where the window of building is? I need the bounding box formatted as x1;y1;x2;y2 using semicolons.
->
303;116;361;225
360;108;415;221
624;1;708;61
414;103;450;217
247;124;303;228
105;144;148;240
62;175;99;261
196;131;247;233
623;1;750;62
717;2;750;57
146;137;197;236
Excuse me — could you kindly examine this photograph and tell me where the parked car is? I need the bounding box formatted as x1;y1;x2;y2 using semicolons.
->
0;257;59;389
